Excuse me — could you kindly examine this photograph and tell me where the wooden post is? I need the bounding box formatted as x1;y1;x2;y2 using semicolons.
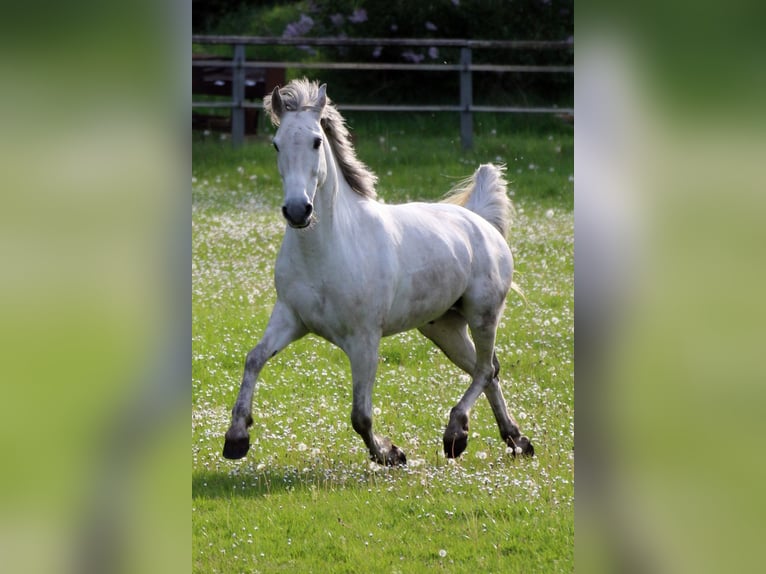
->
459;46;473;150
231;44;245;148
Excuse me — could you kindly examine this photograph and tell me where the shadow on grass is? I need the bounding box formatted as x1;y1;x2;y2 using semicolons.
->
192;464;391;499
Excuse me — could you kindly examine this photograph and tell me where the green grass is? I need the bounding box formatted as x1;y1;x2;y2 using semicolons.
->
193;113;573;572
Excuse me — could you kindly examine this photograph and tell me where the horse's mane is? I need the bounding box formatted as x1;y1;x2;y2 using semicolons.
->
264;78;378;199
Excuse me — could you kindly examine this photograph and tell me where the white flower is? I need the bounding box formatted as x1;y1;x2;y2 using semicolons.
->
438;549;448;558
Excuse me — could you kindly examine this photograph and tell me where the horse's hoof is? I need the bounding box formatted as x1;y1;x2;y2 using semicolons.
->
386;444;407;466
444;432;468;458
222;435;250;460
507;435;534;457
372;438;407;466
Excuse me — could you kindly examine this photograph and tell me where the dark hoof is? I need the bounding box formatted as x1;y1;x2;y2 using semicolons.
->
444;432;468;458
222;436;250;460
386;444;407;466
372;438;407;466
507;435;535;457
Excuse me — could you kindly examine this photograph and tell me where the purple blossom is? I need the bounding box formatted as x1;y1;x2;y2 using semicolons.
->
451;0;460;6
372;46;383;59
330;13;345;28
428;46;439;60
390;24;398;32
282;14;314;38
401;50;425;64
425;21;438;31
348;8;368;24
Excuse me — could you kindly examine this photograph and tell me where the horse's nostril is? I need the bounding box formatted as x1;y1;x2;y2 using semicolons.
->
282;201;313;227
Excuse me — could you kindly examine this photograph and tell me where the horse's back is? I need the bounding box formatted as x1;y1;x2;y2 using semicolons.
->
384;202;513;275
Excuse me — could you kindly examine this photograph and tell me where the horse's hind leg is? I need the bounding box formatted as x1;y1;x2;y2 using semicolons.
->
422;310;533;458
223;301;306;459
484;379;534;456
419;310;477;374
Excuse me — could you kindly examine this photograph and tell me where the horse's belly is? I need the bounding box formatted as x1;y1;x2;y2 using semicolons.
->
381;266;467;336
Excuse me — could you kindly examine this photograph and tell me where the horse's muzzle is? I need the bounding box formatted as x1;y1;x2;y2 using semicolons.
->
282;201;313;228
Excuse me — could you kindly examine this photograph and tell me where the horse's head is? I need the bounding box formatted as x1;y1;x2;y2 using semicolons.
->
270;83;328;229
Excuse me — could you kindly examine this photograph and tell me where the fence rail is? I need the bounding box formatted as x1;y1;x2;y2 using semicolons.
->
191;58;574;74
192;35;573;149
192;35;573;50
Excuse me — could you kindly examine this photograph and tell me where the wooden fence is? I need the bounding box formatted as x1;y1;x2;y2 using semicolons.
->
191;35;574;149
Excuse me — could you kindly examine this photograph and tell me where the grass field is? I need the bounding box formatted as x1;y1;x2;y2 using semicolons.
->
192;113;573;572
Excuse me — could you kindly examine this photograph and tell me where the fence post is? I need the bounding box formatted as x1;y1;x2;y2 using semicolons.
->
231;44;245;148
459;46;473;150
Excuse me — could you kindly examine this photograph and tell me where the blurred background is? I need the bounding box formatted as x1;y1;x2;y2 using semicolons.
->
191;0;573;150
192;0;573;105
575;2;766;573
0;0;765;573
0;2;188;573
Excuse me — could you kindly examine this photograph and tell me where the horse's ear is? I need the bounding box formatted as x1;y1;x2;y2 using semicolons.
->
316;83;327;113
270;86;284;119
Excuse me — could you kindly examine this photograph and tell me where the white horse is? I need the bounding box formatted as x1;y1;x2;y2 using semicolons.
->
223;79;534;465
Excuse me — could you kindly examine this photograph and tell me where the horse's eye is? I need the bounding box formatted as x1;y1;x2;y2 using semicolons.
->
272;141;279;152
313;137;322;150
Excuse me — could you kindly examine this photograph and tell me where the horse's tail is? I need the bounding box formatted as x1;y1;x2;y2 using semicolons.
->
443;163;513;239
443;164;526;303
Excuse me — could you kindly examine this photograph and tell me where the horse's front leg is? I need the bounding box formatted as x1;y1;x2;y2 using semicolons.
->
223;301;306;459
345;337;407;466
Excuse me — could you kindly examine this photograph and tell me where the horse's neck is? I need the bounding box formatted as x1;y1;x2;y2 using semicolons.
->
316;145;367;236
